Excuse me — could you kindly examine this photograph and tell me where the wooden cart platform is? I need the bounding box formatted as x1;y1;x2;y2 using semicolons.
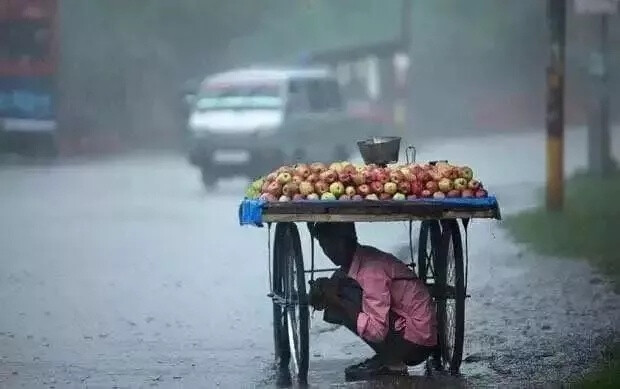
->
240;197;501;225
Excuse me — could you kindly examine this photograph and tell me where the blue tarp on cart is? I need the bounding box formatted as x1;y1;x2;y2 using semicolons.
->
239;196;500;227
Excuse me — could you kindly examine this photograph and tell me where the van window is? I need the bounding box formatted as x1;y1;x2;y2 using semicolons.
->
306;78;343;112
195;83;283;111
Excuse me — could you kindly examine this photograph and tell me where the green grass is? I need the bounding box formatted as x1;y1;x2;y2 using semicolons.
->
504;173;620;288
503;173;620;388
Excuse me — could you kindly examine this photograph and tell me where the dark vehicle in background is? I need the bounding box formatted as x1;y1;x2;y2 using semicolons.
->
0;0;58;157
185;66;388;188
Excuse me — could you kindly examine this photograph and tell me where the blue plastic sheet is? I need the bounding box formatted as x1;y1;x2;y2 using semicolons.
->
239;196;499;227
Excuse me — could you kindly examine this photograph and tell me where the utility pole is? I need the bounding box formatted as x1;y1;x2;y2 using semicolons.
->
582;3;616;177
546;0;567;211
393;0;412;141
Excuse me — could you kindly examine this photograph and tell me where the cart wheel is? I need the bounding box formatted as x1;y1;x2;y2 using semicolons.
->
436;219;466;375
272;223;309;384
417;220;442;283
417;220;443;370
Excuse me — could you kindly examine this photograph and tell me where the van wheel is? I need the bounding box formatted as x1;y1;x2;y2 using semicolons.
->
333;145;348;161
200;167;218;190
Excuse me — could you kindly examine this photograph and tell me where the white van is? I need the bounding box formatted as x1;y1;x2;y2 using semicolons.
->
186;66;383;188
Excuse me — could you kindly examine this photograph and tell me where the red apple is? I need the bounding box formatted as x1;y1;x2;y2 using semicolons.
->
291;175;303;186
400;167;414;182
438;178;454;193
379;192;393;200
292;193;305;201
266;172;278;182
282;182;299;197
475;189;488;198
433;191;446;199
372;168;389;184
371;181;384;194
345;186;357;197
294;164;311;179
420;189;432;198
429;170;443;182
357;184;371;196
461;189;474;198
320;169;337;184
352;194;364;201
306;193;320;201
352;173;366;186
338;194;351;201
447;189;461;198
266;181;282;197
342;163;357;175
314;181;329;195
417;170;432;183
259;193;277;202
389;170;405;184
306;173;320;184
276;165;294;175
338;172;353;185
310;162;326;174
426;181;439;193
410;181;424;196
468;179;481;190
398;181;411;195
362;169;374;184
406;194;418;200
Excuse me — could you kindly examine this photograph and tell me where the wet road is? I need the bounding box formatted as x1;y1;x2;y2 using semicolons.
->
1;128;619;388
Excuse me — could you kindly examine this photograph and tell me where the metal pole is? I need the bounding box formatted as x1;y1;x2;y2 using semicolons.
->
546;0;567;211
587;13;612;177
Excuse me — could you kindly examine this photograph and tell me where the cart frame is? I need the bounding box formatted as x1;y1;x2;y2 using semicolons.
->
242;198;500;384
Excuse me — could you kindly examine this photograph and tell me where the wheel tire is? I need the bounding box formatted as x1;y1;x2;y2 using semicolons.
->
200;167;217;190
417;220;443;370
273;223;309;384
436;219;465;375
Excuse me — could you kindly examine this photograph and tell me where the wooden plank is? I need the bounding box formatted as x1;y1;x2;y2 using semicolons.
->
262;209;499;223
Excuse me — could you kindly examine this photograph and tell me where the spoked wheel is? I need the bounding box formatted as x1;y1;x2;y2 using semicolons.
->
436;219;466;375
417;220;443;370
272;223;309;384
417;220;442;283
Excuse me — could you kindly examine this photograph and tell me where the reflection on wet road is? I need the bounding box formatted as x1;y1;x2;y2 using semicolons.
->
1;131;618;387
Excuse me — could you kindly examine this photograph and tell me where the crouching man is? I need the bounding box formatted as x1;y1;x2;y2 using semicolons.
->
307;222;437;381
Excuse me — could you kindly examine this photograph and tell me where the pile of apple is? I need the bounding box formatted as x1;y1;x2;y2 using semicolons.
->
245;161;488;202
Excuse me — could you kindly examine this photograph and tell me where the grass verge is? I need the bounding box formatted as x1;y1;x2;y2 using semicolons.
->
503;173;619;388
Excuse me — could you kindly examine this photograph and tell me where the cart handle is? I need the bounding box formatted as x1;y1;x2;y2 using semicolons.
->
405;145;416;164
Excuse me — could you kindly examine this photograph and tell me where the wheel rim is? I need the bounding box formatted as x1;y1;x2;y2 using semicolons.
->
284;230;301;375
444;230;457;367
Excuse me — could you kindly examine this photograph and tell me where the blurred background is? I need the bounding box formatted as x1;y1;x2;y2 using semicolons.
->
0;0;618;155
0;1;619;388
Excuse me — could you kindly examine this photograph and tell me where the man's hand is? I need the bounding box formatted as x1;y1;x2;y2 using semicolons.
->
309;277;341;310
320;278;340;306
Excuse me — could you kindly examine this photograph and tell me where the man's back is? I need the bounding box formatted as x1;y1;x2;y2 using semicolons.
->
347;245;437;347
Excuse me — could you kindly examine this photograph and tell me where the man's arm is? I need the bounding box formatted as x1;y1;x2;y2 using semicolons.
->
323;271;391;343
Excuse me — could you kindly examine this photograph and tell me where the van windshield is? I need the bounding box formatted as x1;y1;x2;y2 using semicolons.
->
195;83;282;111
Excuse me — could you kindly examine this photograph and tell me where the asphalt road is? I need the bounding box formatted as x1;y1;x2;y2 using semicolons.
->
1;128;619;388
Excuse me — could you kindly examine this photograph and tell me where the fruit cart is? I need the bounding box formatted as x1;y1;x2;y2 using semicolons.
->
238;137;501;384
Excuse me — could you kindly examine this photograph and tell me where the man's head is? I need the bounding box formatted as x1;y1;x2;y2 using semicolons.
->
308;222;358;268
